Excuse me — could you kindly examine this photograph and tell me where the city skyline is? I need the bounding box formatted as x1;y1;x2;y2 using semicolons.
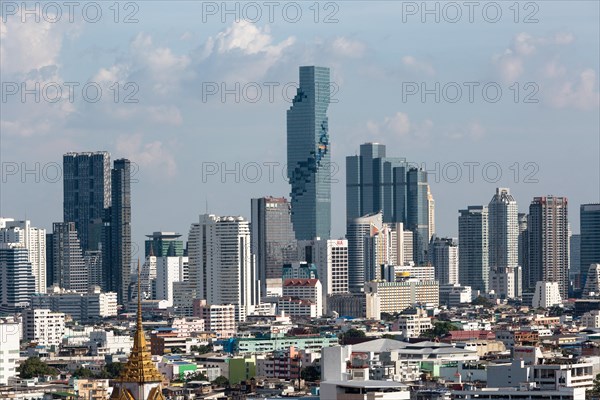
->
1;2;599;398
1;1;598;251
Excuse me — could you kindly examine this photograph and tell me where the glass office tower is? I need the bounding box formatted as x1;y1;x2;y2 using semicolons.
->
287;66;331;241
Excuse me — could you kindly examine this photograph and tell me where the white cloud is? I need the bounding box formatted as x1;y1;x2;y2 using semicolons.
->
129;33;191;95
493;31;575;82
367;112;433;143
331;37;366;58
547;68;600;111
402;55;435;76
443;121;486;141
214;21;294;56
0;19;60;75
116;133;177;177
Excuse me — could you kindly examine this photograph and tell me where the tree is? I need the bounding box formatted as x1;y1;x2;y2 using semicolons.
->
472;296;494;307
212;375;229;387
549;306;564;317
380;312;395;321
98;362;124;379
73;367;95;378
191;344;213;354
340;329;366;344
17;357;59;379
185;371;209;382
422;322;459;339
301;365;320;382
587;373;600;399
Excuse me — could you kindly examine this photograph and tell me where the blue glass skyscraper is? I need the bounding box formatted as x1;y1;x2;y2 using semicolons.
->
287;66;331;241
346;143;406;223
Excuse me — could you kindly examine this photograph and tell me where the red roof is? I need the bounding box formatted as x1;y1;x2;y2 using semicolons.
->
283;279;319;287
444;330;495;341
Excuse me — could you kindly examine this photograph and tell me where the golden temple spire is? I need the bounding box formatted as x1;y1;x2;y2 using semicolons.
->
113;259;164;385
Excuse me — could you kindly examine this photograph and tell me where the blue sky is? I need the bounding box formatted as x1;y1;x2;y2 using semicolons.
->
1;1;599;252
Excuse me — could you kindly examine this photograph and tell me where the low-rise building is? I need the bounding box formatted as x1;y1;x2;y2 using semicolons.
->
277;298;319;318
22;308;65;348
532;281;562;308
581;310;600;328
72;378;110;400
232;334;338;354
193;300;236;339
392;308;432;339
452;385;585;400
281;278;322;317
364;279;439;317
31;286;117;322
439;284;472;307
87;329;133;356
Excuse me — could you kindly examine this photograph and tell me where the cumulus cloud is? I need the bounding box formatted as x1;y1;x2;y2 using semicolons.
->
493;31;575;82
444;121;486;141
367;112;434;143
401;56;435;76
331;37;366;58
547;68;600;111
0;18;62;76
195;21;296;82
116;133;177;177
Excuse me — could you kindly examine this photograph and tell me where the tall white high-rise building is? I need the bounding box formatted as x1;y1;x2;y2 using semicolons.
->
428;187;435;240
155;256;188;307
430;237;459;285
488;188;519;269
0;218;47;294
298;238;348;313
0;319;20;385
188;215;259;322
0;243;36;313
347;212;383;293
364;223;415;281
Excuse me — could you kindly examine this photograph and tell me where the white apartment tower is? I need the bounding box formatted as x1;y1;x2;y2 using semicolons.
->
488;188;519;269
298;238;348;313
188;215;259;322
155;256;189;307
0;218;47;294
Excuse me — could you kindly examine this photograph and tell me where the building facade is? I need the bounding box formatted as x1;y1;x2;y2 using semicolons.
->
51;222;88;293
189;215;259;322
287;66;332;241
0;319;20;385
458;206;489;293
488;188;519;269
347;212;383;293
0;219;47;294
22;308;65;348
63;151;111;251
251;197;297;297
104;158;132;305
429;237;459;285
581;204;600;289
528;196;569;298
298;238;348;313
0;243;36;313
